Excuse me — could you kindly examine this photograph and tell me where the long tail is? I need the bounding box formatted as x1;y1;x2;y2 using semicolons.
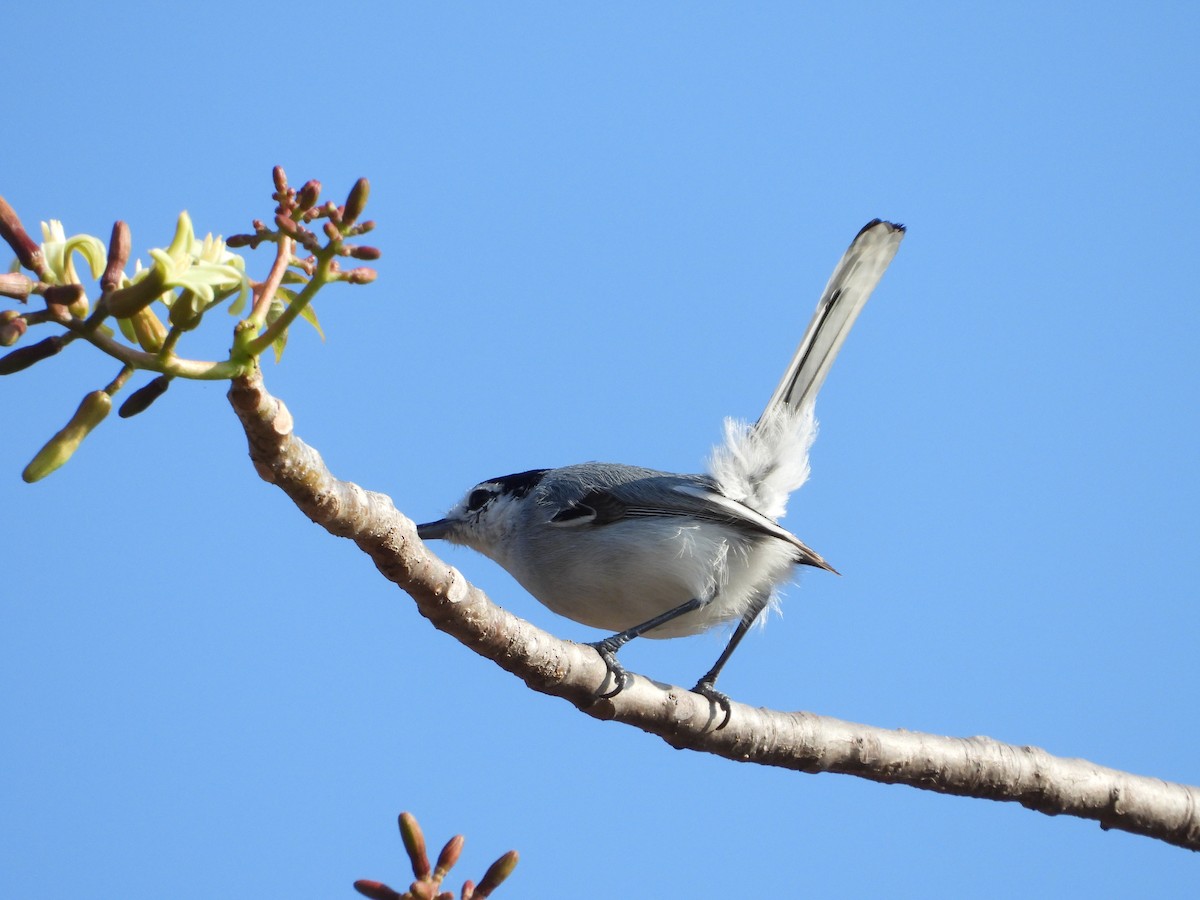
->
761;219;906;418
708;219;905;519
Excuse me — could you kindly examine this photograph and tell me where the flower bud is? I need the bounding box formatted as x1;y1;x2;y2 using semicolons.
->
44;284;85;309
433;834;464;880
274;213;299;237
102;221;131;293
347;245;381;260
128;306;168;351
22;390;112;482
343;178;369;225
343;267;377;284
351;880;403;900
0;272;34;301
118;375;171;418
474;850;518;897
0;196;48;277
0;335;63;374
168;289;203;330
273;165;288;193
0;310;27;346
296;180;321;212
398;813;431;879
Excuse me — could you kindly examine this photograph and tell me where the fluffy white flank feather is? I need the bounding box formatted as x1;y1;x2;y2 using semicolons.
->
707;401;817;520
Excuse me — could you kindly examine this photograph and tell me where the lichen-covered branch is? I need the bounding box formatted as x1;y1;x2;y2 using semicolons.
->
228;369;1200;853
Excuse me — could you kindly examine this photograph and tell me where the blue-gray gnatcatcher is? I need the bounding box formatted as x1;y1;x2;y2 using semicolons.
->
418;220;904;719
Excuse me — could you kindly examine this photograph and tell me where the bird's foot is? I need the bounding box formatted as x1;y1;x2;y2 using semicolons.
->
692;678;733;730
587;637;632;699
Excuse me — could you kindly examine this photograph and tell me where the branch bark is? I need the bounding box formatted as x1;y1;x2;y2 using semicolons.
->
228;369;1200;852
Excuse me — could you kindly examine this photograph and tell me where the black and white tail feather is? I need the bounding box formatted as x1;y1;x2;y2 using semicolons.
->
709;219;905;521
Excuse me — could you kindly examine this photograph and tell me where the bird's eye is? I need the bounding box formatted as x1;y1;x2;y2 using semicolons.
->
467;488;493;511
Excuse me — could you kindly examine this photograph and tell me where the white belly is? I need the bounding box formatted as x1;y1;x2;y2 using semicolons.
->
492;518;797;637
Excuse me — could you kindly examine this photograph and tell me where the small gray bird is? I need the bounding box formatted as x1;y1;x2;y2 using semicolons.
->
418;220;904;718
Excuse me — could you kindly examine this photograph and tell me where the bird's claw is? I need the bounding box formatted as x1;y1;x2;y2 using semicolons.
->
692;679;733;730
587;638;631;699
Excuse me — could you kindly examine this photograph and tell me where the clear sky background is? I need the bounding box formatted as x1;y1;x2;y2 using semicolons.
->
3;3;1198;897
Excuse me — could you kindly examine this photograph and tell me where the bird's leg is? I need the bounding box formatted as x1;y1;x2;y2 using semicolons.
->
693;596;771;729
587;596;705;699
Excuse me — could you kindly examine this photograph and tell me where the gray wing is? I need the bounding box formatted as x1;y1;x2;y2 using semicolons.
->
760;219;905;421
547;472;836;572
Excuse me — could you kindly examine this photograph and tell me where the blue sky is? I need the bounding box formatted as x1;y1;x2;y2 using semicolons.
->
3;3;1198;896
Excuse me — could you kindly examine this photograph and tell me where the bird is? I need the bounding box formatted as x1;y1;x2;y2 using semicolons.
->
417;219;905;722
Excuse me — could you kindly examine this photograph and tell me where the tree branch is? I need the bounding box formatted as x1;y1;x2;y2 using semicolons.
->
228;369;1200;852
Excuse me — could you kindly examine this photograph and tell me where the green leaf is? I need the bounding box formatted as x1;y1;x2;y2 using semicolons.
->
285;290;324;340
266;297;287;362
274;288;325;341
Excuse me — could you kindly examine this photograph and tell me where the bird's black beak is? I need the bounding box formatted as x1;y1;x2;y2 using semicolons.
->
416;519;453;541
